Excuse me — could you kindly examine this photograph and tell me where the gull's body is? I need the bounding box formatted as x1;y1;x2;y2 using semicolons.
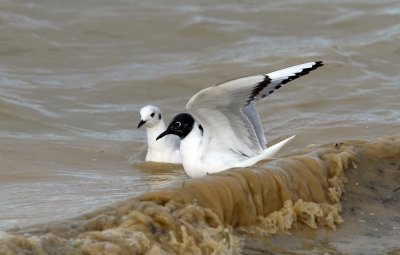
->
179;122;292;178
157;62;323;177
138;105;181;163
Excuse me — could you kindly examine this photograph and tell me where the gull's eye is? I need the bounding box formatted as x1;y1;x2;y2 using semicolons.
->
150;113;155;118
174;121;181;127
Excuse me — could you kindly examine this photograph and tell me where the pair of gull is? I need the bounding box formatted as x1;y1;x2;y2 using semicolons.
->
138;61;323;178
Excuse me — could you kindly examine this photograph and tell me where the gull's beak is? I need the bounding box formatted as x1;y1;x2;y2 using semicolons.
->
137;119;146;129
156;129;172;140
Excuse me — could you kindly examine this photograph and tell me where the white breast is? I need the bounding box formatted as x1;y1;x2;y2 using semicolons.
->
145;121;181;164
180;122;246;178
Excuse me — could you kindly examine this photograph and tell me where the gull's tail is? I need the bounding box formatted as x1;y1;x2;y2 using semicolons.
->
261;135;296;159
239;135;296;167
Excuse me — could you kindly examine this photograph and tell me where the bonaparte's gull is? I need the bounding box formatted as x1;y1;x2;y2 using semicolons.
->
138;105;181;163
157;61;323;178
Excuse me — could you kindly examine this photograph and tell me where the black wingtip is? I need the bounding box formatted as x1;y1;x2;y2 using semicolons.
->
280;61;324;85
246;61;324;105
314;61;324;68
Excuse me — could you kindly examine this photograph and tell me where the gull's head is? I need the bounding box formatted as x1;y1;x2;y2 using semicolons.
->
156;113;194;140
138;105;163;129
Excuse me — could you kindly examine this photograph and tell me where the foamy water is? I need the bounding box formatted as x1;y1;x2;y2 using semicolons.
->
0;0;399;254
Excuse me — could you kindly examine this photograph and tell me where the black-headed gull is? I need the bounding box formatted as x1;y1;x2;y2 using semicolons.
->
156;61;323;178
138;105;181;163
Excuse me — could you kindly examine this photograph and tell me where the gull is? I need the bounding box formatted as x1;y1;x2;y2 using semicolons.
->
156;61;323;178
137;105;181;163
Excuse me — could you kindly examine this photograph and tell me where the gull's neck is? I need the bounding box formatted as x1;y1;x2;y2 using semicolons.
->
180;122;203;177
145;119;181;164
181;122;203;149
146;120;169;147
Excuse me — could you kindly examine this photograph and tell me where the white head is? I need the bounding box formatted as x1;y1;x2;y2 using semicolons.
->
138;105;163;129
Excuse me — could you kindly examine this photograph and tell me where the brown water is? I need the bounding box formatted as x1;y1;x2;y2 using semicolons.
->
0;0;399;254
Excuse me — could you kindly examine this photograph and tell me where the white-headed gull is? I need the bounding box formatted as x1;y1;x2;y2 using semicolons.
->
156;61;323;178
138;105;181;163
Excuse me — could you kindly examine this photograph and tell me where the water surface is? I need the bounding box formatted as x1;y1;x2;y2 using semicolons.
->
0;0;399;254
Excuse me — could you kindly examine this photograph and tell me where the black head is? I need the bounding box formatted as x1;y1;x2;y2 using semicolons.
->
156;113;195;140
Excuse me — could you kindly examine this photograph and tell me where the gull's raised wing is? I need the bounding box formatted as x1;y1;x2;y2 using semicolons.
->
186;61;323;157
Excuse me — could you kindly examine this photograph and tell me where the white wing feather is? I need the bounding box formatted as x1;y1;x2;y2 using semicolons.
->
186;61;323;159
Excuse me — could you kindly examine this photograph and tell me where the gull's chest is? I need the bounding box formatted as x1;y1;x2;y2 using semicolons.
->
180;134;244;177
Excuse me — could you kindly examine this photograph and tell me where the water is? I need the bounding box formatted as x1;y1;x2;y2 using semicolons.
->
0;0;399;254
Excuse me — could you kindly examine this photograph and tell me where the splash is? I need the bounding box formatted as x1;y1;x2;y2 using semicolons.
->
2;135;400;254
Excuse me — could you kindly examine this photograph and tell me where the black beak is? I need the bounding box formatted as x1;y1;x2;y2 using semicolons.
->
137;119;146;129
156;129;172;140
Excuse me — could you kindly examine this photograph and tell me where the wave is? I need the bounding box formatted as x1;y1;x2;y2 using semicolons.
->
1;134;399;254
